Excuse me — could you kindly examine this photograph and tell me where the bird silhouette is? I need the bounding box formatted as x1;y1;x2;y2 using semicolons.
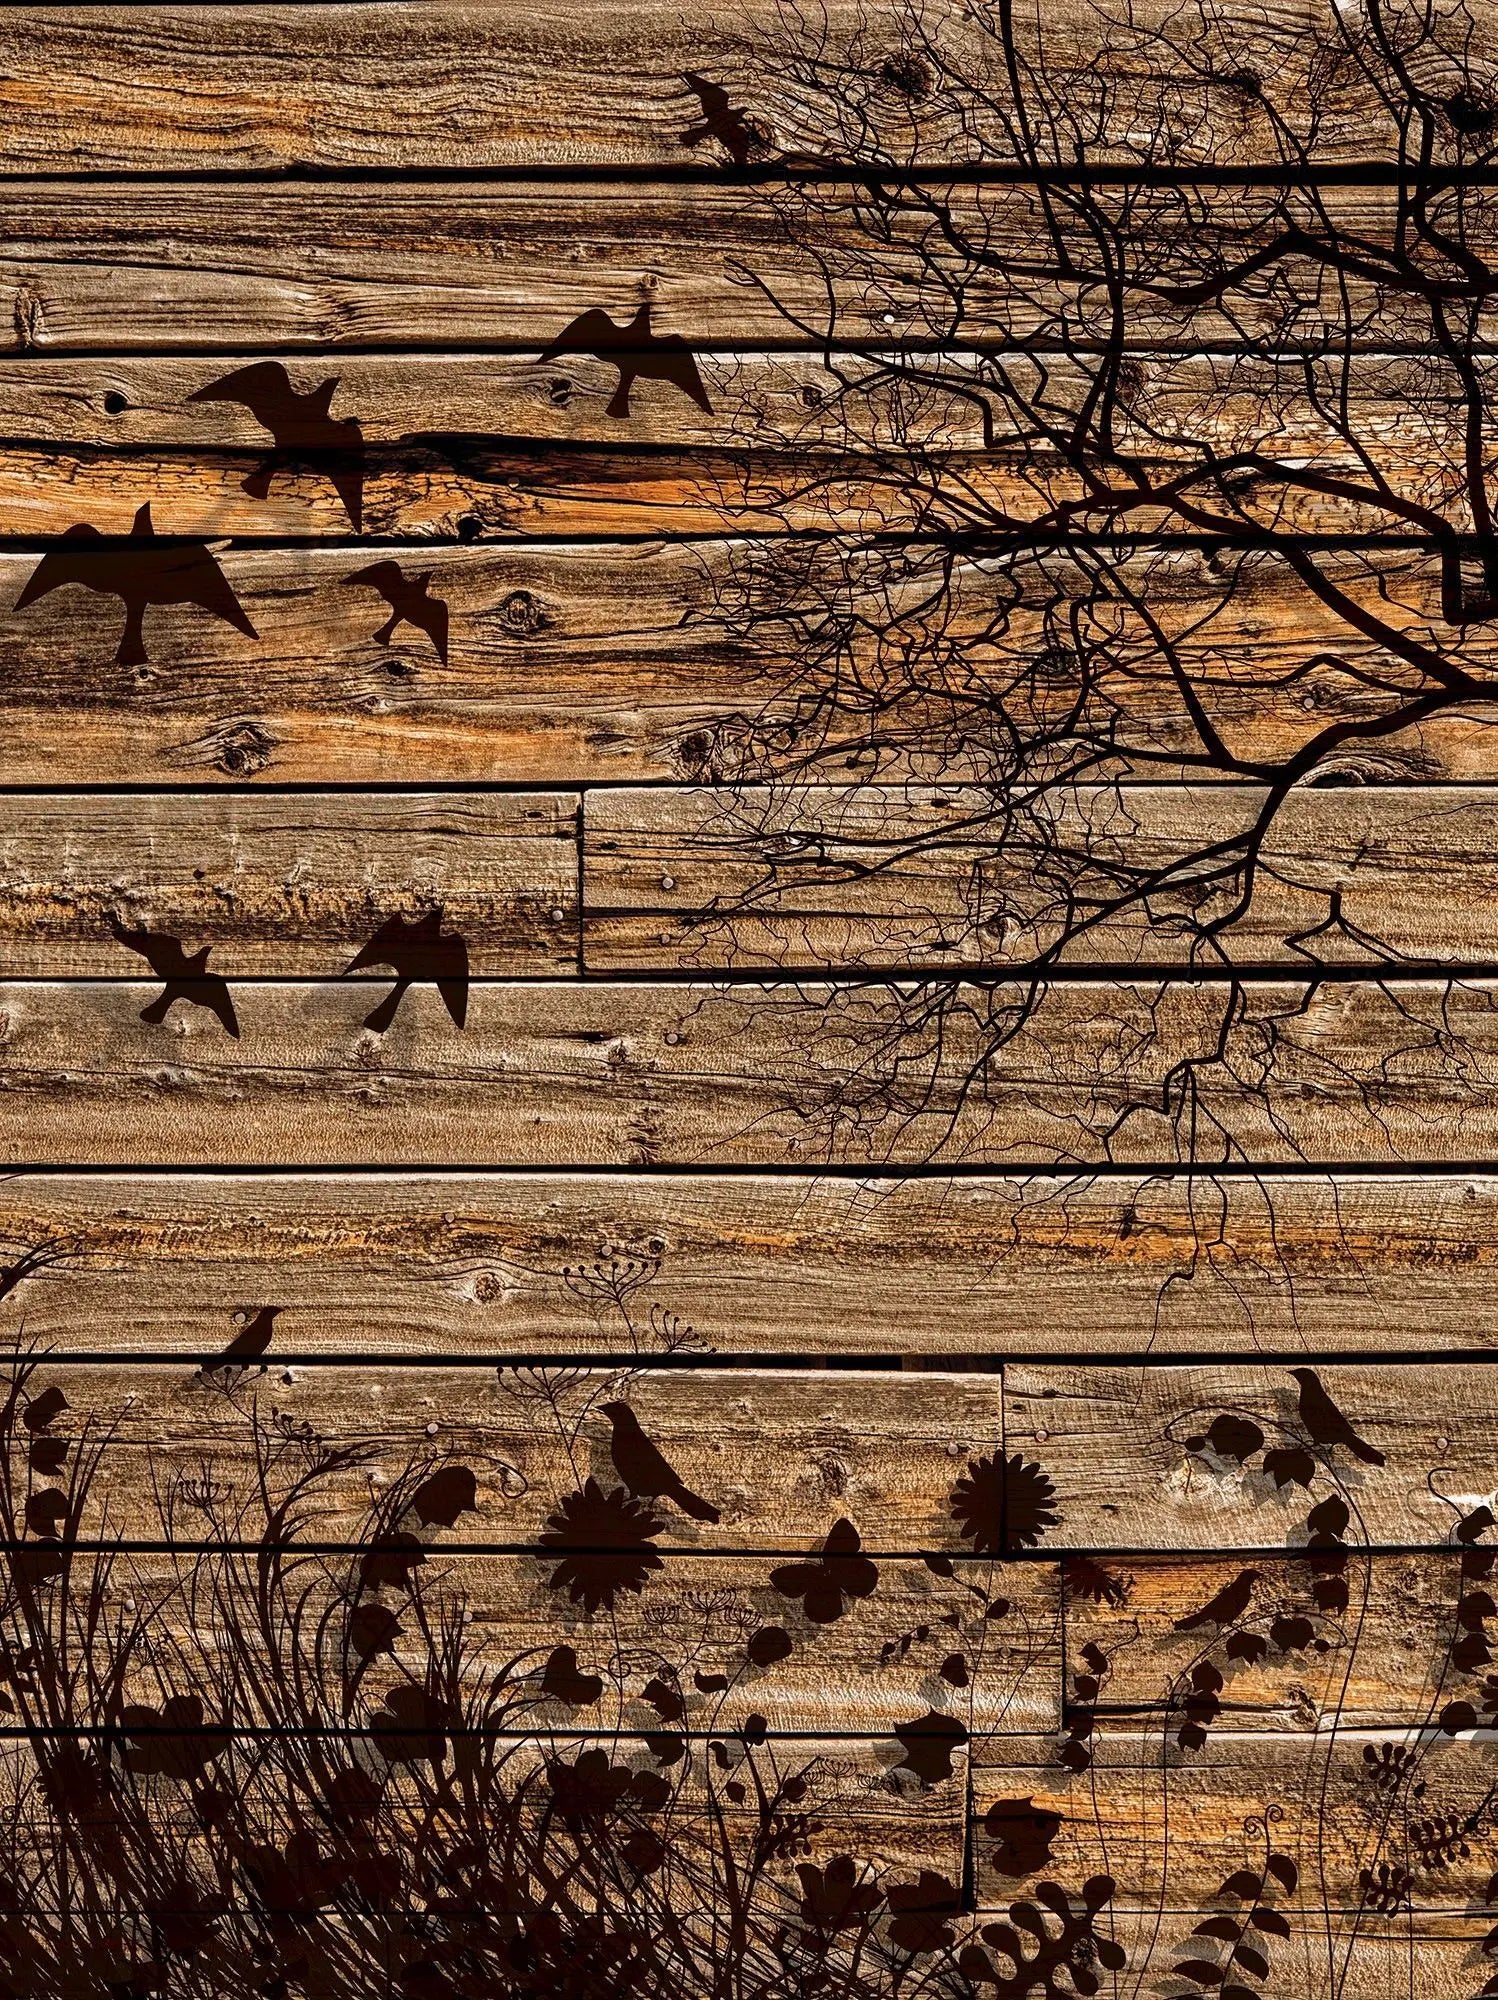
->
188;363;364;529
342;910;469;1033
203;1305;280;1377
1289;1368;1386;1466
598;1401;719;1522
539;303;713;420
13;504;257;667
108;919;239;1036
342;561;448;664
1174;1567;1262;1632
682;73;758;167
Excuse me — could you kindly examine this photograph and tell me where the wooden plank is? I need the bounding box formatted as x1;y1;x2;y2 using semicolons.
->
0;539;1489;788
0;352;1489;539
0;976;1496;1167
975;1730;1498;1912
583;783;1498;972
0;0;1437;174
3;181;1494;356
0;1545;1056;1734
0;792;575;977
0;1360;1003;1555
7;1169;1498;1359
1006;1360;1498;1549
1064;1551;1474;1732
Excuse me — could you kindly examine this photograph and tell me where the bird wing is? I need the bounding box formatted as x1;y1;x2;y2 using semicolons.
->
414;591;449;664
199;975;241;1039
179;552;259;638
539;308;622;362
343;561;402;601
187;362;292;427
684;71;731;118
672;348;715;415
326;455;364;533
13;535;105;608
344;914;408;976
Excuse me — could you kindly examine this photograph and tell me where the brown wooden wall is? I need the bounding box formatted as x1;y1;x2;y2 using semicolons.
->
0;3;1496;1997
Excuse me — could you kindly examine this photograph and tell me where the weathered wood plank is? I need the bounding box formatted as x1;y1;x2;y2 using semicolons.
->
0;1545;1056;1734
582;783;1498;971
975;1731;1498;1912
0;792;575;976
0;353;1487;538
1006;1361;1498;1549
0;1;1444;173
0;977;1494;1166
3;181;1492;355
0;1359;1004;1554
4;1169;1498;1359
1064;1552;1474;1732
0;540;1488;788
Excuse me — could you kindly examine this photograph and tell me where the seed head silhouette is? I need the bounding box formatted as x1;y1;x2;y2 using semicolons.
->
343;561;448;664
109;918;240;1037
539;303;712;420
343;910;470;1033
13;504;257;667
188;362;364;529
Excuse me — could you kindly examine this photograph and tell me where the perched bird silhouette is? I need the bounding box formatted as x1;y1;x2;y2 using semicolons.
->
13;503;257;668
109;919;240;1037
342;910;469;1033
188;363;364;529
1289;1368;1386;1466
682;73;758;167
539;303;713;420
1174;1567;1261;1632
203;1305;281;1377
599;1401;719;1522
342;561;448;664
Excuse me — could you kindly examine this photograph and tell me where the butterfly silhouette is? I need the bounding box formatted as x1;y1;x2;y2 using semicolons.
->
770;1518;879;1624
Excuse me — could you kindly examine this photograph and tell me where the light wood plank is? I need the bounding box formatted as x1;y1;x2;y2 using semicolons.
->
1065;1551;1477;1732
583;783;1498;971
0;1360;1003;1555
0;977;1493;1166
0;792;574;976
5;1169;1498;1358
976;1731;1498;1912
1007;1360;1498;1549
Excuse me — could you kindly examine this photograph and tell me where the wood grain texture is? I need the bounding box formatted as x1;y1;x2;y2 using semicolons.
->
0;792;575;976
0;1;1447;173
0;977;1496;1167
582;783;1498;970
0;1360;1004;1554
3;1169;1496;1358
1007;1360;1498;1548
2;180;1492;355
0;540;1490;787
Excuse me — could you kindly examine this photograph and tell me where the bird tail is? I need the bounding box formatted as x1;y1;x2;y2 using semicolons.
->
673;1485;720;1524
1350;1437;1387;1466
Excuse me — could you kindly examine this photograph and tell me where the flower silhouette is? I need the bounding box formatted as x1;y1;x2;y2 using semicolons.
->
887;1870;959;1953
770;1519;879;1624
950;1453;1059;1553
796;1855;883;1932
540;1479;666;1613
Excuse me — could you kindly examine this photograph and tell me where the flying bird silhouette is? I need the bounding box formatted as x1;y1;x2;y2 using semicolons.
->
598;1400;719;1522
203;1305;281;1377
109;919;240;1036
188;362;364;529
682;73;758;167
1174;1568;1262;1632
342;910;469;1033
342;561;448;664
539;303;713;420
1289;1368;1386;1466
13;503;257;667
